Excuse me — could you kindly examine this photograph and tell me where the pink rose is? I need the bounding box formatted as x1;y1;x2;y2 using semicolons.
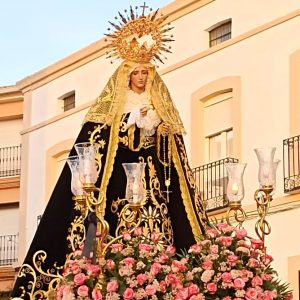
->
151;231;160;242
106;259;116;270
166;274;181;288
250;238;263;249
122;257;135;266
134;227;143;236
234;278;245;289
87;264;100;276
188;284;199;296
158;253;169;263
205;228;218;238
77;285;89;297
139;244;152;253
245;287;258;300
261;273;273;281
235;228;247;239
71;263;80;274
264;290;275;300
207;282;217;294
171;259;188;273
227;255;238;266
123;231;131;241
221;272;232;283
176;288;189;300
145;285;156;296
251;275;263;287
123;288;134;300
110;243;123;253
188;244;202;254
210;244;218;254
159;280;167;293
137;273;148;285
62;285;72;297
74;273;86;286
223;297;232;300
107;280;119;292
150;262;162;275
92;288;103;300
261;254;273;266
219;236;233;247
202;260;213;270
248;258;260;268
217;223;234;233
166;245;176;254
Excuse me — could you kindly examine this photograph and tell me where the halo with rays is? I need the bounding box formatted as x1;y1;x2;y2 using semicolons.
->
104;4;174;64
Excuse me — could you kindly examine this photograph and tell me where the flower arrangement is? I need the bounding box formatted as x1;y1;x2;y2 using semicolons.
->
54;224;292;300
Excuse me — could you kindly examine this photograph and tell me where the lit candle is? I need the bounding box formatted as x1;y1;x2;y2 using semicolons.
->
132;179;139;204
83;158;93;183
231;182;239;195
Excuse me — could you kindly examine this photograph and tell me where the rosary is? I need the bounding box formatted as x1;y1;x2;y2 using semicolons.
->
162;135;172;202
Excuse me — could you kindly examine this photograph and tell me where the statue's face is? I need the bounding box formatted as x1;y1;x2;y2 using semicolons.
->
129;65;148;93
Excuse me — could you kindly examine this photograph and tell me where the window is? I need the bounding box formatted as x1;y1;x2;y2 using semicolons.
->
203;91;233;163
209;20;232;47
208;129;233;162
60;91;75;112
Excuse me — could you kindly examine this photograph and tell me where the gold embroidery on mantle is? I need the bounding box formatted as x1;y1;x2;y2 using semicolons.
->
14;251;63;300
111;156;173;246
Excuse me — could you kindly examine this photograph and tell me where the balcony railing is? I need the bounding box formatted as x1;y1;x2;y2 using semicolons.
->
283;135;300;193
0;145;21;178
192;157;239;212
0;234;18;266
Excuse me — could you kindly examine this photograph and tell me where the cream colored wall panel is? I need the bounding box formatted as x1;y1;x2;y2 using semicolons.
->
0;206;19;236
30;57;116;126
0;119;22;146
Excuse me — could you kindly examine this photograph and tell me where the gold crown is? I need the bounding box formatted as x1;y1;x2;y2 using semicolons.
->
104;4;174;64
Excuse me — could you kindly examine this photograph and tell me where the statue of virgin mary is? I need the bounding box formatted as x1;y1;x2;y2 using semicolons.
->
11;6;208;299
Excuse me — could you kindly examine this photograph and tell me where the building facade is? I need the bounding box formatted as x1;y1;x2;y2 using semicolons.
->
1;0;300;297
0;86;23;291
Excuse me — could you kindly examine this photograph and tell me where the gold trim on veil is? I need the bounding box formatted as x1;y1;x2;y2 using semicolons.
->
83;60;185;135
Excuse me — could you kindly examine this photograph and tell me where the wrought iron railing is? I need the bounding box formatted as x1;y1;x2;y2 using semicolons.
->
0;234;18;266
0;145;21;178
283;135;300;193
192;157;239;212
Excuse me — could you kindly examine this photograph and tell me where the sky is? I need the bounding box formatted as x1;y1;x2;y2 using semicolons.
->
0;0;171;86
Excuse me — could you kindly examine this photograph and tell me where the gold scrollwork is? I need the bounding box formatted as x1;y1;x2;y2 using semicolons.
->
67;215;86;251
15;251;63;300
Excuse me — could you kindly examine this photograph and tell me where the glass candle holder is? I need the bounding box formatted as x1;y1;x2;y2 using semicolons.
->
67;156;84;196
254;147;277;188
74;142;99;185
225;162;247;203
122;163;146;205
